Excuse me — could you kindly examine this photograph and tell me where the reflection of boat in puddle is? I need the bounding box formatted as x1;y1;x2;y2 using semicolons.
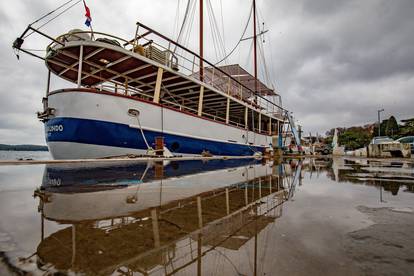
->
32;159;302;275
326;157;414;195
40;159;278;221
42;159;261;191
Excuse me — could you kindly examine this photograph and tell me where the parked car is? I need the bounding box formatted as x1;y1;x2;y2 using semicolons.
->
396;136;414;153
370;136;395;145
313;143;332;155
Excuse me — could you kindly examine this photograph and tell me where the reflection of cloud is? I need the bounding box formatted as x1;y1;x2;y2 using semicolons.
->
301;176;357;199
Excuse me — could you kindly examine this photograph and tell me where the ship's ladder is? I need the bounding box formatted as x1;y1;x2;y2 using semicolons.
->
285;111;301;147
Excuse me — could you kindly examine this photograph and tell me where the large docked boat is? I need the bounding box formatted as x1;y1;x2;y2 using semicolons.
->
13;0;289;159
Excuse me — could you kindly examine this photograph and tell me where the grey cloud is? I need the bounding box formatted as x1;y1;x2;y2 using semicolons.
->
260;0;414;133
301;0;349;17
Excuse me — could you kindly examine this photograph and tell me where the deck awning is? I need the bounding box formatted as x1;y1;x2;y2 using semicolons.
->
193;64;276;98
45;42;179;94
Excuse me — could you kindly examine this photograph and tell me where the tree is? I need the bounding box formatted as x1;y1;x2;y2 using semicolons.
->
372;119;388;137
338;127;371;150
385;116;399;138
325;127;345;137
399;118;414;136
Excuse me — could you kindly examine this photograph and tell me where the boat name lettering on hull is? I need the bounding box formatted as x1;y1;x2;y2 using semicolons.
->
47;177;61;186
46;124;64;132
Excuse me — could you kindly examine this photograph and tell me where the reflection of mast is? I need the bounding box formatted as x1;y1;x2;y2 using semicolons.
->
254;216;258;276
253;0;258;93
71;225;76;267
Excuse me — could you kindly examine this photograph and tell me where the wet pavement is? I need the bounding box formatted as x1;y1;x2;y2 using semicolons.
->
0;157;413;275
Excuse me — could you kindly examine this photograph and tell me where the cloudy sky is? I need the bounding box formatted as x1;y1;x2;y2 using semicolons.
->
0;0;413;145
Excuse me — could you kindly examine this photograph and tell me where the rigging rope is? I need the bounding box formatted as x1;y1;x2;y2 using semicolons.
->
267;35;277;90
171;0;195;72
24;0;82;39
214;2;253;65
206;0;226;63
206;0;221;62
180;0;196;55
173;0;181;39
175;0;192;49
29;0;78;26
258;40;271;87
246;39;254;71
255;6;276;91
219;0;226;59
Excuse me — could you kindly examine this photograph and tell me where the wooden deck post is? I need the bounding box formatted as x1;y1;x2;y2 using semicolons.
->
277;120;280;135
77;45;83;88
259;178;262;199
269;175;272;193
198;86;204;116
225;98;230;124
258;113;262;132
124;78;129;95
269;118;272;135
153;67;164;103
245;106;248;129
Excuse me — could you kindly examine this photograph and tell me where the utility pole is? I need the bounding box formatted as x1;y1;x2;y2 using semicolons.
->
377;108;384;136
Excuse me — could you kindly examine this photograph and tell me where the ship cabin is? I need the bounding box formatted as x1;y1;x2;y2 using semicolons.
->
30;22;286;137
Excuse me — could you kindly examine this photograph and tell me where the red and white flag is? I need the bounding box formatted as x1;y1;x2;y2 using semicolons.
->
83;0;92;27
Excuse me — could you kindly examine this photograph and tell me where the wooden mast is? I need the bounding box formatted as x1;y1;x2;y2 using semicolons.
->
199;0;204;81
253;0;258;93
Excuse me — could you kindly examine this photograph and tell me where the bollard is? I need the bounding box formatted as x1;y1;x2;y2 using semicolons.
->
155;136;164;156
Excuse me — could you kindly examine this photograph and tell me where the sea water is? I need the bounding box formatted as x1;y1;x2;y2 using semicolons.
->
0;151;51;160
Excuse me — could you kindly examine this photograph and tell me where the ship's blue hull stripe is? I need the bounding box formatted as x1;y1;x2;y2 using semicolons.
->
45;117;265;156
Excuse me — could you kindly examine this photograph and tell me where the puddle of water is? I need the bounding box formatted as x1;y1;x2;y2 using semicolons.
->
0;157;413;275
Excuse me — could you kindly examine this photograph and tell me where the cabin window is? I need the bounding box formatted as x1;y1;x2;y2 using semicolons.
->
247;110;259;132
271;122;278;135
261;115;269;133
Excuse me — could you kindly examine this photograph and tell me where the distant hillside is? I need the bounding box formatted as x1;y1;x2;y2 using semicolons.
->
0;144;48;151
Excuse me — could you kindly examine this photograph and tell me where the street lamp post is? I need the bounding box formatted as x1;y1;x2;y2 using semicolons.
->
377;108;384;136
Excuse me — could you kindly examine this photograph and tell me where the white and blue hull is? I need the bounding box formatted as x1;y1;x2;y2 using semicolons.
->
45;90;272;159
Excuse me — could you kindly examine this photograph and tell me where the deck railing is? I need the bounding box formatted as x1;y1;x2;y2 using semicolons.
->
44;23;285;117
17;24;287;126
131;22;286;117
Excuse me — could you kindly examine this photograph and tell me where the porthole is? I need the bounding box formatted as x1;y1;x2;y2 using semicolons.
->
171;142;180;151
